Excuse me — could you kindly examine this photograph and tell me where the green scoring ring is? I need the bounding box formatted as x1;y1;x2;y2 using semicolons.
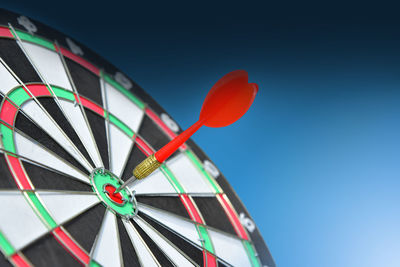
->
90;168;137;218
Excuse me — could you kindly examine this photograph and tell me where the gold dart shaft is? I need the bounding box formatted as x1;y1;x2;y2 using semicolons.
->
115;154;161;193
133;154;162;179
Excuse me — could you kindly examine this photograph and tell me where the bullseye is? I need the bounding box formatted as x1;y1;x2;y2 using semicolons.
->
104;184;125;205
90;168;136;218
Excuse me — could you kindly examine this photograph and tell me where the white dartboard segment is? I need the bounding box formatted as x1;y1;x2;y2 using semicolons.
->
0;62;19;95
0;191;48;251
108;123;133;177
128;169;176;195
137;203;202;248
104;81;144;133
20;100;92;171
208;228;252;267
58;99;103;167
91;209;123;267
134;217;195;266
166;153;215;194
122;220;160;267
14;131;89;184
20;41;73;91
37;191;100;225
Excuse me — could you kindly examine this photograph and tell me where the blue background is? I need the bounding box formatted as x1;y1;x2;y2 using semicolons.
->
3;1;400;266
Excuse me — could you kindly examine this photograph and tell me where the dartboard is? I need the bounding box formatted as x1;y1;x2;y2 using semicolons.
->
0;8;274;267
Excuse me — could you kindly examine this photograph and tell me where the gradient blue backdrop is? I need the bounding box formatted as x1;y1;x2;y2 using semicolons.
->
3;1;400;266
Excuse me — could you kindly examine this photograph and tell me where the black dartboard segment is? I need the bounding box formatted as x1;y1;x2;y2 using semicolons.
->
116;219;141;266
0;8;274;267
0;38;41;83
63;203;106;253
140;211;204;266
64;58;104;107
22;233;80;267
0;155;18;189
22;160;91;191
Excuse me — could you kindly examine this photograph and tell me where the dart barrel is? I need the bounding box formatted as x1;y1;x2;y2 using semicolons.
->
133;154;162;179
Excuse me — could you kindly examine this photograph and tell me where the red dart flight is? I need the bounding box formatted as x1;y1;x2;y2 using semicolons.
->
156;70;258;162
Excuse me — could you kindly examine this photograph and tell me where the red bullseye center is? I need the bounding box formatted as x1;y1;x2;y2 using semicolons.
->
104;184;125;204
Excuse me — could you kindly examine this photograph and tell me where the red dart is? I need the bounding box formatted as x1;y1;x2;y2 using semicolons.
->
116;70;258;192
